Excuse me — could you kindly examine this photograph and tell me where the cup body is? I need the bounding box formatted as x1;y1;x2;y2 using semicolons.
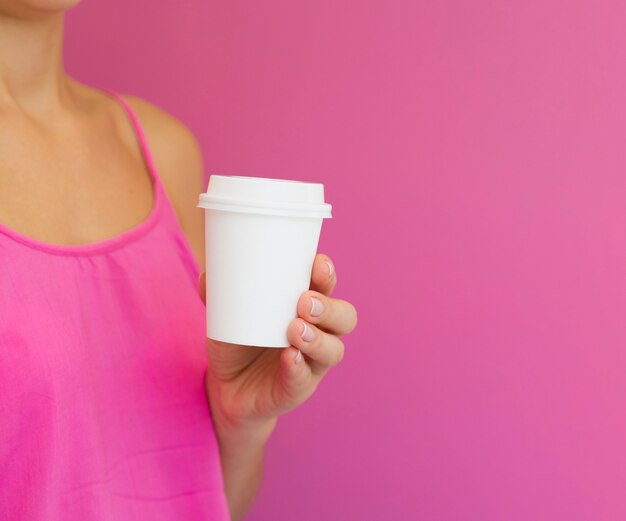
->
198;175;332;348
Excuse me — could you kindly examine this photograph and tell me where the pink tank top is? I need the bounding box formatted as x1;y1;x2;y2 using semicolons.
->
0;91;230;520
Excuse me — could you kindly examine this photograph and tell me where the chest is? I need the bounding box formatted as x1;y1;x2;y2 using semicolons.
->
0;247;207;410
0;116;153;246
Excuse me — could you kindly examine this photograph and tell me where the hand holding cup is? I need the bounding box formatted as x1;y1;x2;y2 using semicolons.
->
200;253;357;437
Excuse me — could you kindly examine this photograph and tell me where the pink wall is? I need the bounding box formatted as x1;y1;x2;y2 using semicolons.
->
65;1;626;519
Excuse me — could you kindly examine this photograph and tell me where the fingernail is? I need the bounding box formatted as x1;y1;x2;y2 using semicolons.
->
301;322;315;342
295;349;303;364
325;260;334;278
310;297;324;317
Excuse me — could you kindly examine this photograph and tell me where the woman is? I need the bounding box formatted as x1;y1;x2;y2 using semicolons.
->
0;1;358;520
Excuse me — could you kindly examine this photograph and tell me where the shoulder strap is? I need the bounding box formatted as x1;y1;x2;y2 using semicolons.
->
98;89;201;276
100;89;161;187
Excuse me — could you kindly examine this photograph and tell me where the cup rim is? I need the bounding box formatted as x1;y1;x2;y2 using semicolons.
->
197;193;332;219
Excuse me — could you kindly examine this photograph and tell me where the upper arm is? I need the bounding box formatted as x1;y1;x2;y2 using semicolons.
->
122;95;206;270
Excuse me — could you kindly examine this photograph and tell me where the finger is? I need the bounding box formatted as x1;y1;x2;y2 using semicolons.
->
297;290;358;336
287;319;345;375
309;253;337;296
277;346;315;407
198;272;206;304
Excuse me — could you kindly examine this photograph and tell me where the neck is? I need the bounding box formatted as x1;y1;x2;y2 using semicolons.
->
0;12;72;112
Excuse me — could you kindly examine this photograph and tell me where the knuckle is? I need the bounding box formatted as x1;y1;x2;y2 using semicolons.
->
338;302;357;334
332;340;345;366
350;305;358;332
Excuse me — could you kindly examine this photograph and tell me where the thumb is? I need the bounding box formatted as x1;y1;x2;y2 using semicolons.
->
275;347;315;412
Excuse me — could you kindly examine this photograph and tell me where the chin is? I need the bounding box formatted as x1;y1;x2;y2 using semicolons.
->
0;0;83;17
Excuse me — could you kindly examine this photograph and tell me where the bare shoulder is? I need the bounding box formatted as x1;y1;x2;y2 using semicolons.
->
121;94;205;267
120;95;204;193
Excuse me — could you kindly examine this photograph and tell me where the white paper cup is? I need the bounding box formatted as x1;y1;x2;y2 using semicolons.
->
197;175;333;348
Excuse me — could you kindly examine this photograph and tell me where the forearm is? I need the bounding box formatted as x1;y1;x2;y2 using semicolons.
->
215;418;277;521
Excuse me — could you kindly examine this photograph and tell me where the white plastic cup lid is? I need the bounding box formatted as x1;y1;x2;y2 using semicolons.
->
198;175;332;219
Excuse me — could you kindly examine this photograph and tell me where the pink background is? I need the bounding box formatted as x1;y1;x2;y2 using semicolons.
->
65;1;626;520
